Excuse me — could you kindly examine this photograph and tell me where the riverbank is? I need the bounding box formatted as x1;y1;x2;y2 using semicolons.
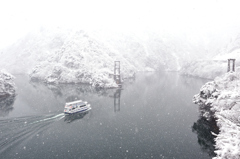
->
193;72;240;159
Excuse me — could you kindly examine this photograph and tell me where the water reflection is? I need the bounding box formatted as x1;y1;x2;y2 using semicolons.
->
192;106;219;157
45;84;63;98
123;73;136;84
0;95;16;117
64;111;89;123
114;89;121;112
0;113;65;156
30;81;114;99
109;88;122;112
28;81;117;114
0;73;214;159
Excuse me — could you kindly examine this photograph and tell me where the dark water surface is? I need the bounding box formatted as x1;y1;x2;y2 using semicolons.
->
0;72;213;159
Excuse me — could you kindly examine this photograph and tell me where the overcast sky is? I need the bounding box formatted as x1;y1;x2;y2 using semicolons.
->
1;0;240;49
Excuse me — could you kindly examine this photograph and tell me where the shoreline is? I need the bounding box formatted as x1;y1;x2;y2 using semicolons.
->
193;72;240;159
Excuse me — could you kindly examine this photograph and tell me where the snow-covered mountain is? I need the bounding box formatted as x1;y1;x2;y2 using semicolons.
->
0;27;69;74
90;30;223;72
0;27;235;86
29;30;136;87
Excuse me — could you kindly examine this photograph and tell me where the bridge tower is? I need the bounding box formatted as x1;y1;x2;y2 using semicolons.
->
227;59;236;72
114;61;121;85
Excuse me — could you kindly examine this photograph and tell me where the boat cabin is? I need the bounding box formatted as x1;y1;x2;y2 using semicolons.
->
64;100;90;114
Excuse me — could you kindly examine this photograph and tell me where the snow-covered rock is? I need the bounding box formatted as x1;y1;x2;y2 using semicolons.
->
194;72;240;158
0;70;16;97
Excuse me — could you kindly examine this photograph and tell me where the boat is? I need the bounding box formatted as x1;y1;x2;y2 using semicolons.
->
64;100;91;114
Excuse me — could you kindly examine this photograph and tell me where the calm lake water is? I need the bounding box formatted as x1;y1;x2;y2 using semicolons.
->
0;72;214;159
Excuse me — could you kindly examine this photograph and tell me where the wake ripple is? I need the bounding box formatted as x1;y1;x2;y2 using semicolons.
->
0;113;65;155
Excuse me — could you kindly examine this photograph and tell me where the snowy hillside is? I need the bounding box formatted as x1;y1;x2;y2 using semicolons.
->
91;30;223;72
193;72;240;158
214;49;240;64
0;70;16;97
180;60;227;79
218;34;240;55
29;30;136;87
1;27;226;73
0;27;235;86
181;34;240;79
0;27;69;74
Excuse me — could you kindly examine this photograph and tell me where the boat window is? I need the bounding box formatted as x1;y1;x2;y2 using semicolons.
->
80;105;86;107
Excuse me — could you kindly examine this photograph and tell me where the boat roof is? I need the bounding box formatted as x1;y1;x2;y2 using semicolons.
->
66;100;84;105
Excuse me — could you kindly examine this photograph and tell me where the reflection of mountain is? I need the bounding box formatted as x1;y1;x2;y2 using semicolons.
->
37;82;115;99
0;95;16;117
30;79;115;98
192;106;219;158
64;111;89;123
18;76;118;114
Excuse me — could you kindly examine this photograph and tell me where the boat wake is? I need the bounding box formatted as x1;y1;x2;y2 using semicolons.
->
0;113;65;156
29;113;65;125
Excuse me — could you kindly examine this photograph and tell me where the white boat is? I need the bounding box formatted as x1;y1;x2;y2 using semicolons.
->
64;100;91;114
